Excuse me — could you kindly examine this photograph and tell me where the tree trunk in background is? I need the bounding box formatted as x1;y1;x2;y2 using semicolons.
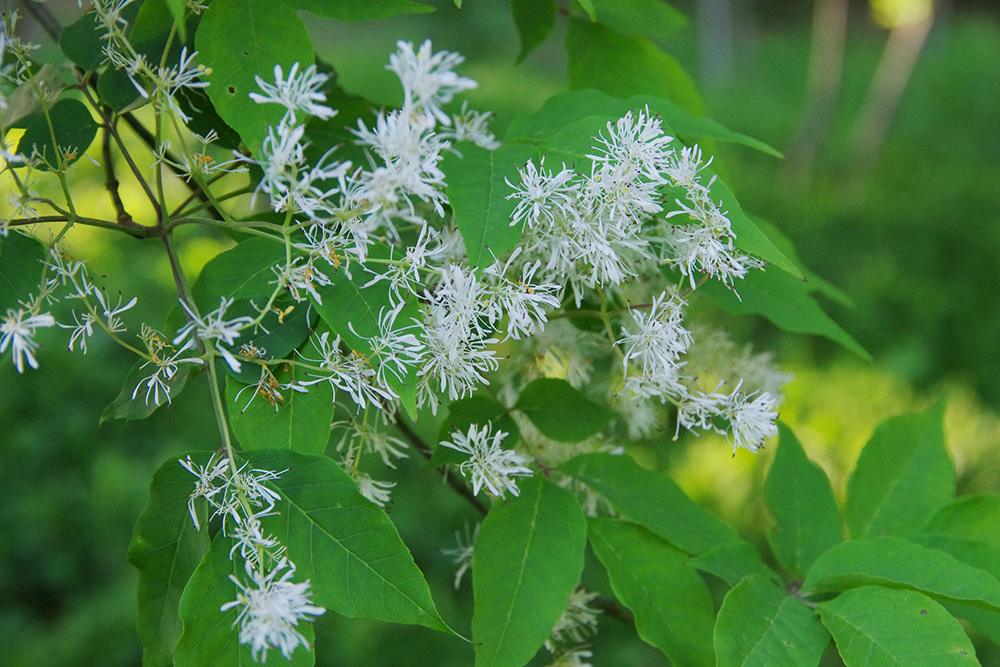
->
847;12;934;170
779;0;850;194
697;0;735;91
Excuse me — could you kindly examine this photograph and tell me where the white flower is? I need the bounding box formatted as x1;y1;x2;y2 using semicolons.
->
546;588;601;650
442;523;479;589
179;453;231;531
617;291;692;386
249;62;335;121
387;39;477;125
299;331;396;409
439;101;500;150
355;473;395;507
506;157;577;231
221;558;325;663
173;297;256;373
334;416;410;469
440;422;533;499
719;383;779;454
1;307;55;373
60;309;97;354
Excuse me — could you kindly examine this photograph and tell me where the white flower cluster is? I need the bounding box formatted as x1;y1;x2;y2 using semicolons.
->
440;422;533;499
507;107;764;303
180;453;325;663
544;588;602;667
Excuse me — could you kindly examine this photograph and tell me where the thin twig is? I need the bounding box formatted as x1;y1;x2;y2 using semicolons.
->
396;418;490;516
102;125;132;225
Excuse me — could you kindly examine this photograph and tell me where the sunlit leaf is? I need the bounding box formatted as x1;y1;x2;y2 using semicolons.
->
473;476;587;667
561;452;737;554
817;587;978;667
589;517;714;666
715;574;829;667
845;404;953;539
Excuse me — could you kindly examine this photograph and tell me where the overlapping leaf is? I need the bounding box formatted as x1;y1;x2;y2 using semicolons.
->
473;476;587;667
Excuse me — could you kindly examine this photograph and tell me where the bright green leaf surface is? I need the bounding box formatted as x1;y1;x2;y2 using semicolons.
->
699;263;867;356
175;536;316;666
223;298;316;385
191;237;287;310
512;0;556;63
588;0;688;40
816;587;978;667
0;231;46;311
714;574;829;667
566;18;703;115
845;404;954;539
248;450;452;633
505;89;780;160
576;0;597;21
473;477;587;667
196;0;314;152
286;0;433;21
561;452;737;555
441;142;539;272
922;495;1000;550
765;423;843;577
688;540;778;588
515;378;615;442
17;99;98;171
803;535;1000;611
226;369;334;455
127;453;211;667
588;517;714;667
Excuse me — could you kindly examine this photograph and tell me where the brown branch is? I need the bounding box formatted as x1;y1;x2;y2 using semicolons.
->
395;418;490;516
101;124;132;226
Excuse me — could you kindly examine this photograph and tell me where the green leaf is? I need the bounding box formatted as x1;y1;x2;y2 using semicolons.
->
750;215;852;305
566;18;702;115
561;452;738;555
473;476;587;667
195;0;314;152
922;495;1000;550
1;65;63;129
802;535;1000;612
226;368;334;455
97;66;147;113
575;0;597;21
845;404;954;539
223;297;316;385
249;449;453;633
17;99;99;170
286;0;433;21
699;262;867;358
432;395;519;469
311;255;420;420
175;535;316;666
764;423;843;578
816;587;978;667
512;0;557;63
59;5;139;70
688;540;778;588
127;453;211;667
190;237;287;310
514;378;615;443
164;0;186;42
505;89;779;159
588;517;714;667
699;174;803;278
589;0;688;41
0;231;46;310
714;574;830;667
440;142;539;272
101;357;200;422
